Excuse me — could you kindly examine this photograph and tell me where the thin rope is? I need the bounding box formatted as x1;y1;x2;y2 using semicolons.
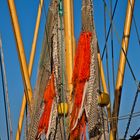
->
106;111;140;122
0;38;13;140
109;0;115;92
0;48;10;140
123;83;140;139
101;0;119;60
59;0;67;139
131;126;140;138
104;0;111;96
128;0;140;47
104;1;138;86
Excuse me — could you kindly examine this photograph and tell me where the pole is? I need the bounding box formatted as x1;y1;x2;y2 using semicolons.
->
112;0;135;139
70;0;76;61
15;0;44;139
63;0;74;108
7;0;33;111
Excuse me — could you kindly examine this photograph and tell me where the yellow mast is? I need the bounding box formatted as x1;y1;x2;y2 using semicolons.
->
7;0;33;111
15;0;44;140
112;0;135;139
63;0;75;108
70;0;76;61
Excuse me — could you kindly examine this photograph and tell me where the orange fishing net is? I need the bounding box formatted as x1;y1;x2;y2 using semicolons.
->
70;32;92;132
37;72;56;136
70;112;87;140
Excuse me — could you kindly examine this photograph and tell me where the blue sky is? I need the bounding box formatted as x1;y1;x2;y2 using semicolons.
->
0;0;140;139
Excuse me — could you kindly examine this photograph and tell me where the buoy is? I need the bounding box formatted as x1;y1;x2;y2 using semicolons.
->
58;102;68;115
98;92;110;107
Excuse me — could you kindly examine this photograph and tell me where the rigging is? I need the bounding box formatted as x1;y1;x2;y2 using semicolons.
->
101;0;119;60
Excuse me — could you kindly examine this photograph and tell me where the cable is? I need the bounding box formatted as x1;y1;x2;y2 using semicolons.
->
131;127;140;138
109;0;115;92
123;83;140;139
104;1;138;86
104;0;111;96
108;111;140;122
0;48;10;140
0;38;13;140
102;3;140;138
128;0;140;47
101;0;119;60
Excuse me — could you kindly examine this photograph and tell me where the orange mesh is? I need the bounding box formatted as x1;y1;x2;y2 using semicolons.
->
37;72;56;135
70;113;87;140
72;32;91;83
70;32;92;130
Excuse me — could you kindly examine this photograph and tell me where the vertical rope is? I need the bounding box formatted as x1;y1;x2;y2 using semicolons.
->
124;83;140;139
104;0;111;95
59;0;66;139
110;0;115;92
0;38;13;140
101;0;119;60
0;49;10;140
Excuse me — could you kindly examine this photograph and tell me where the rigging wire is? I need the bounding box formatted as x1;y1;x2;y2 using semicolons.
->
0;38;13;140
108;111;140;121
0;46;10;140
104;0;111;96
109;0;115;92
102;4;109;139
101;0;119;60
123;83;140;139
103;0;138;86
131;126;140;138
128;0;140;47
101;1;140;138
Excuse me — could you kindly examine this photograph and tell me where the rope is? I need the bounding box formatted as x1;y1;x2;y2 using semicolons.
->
104;0;111;95
107;111;140;121
101;0;119;60
128;0;140;47
131;127;140;138
58;0;67;139
109;0;115;91
103;1;138;86
123;83;140;139
102;2;140;138
0;38;13;140
0;47;10;140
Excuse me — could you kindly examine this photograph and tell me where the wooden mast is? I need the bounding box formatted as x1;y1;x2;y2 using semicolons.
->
7;0;33;112
63;0;75;110
7;0;44;139
111;0;135;139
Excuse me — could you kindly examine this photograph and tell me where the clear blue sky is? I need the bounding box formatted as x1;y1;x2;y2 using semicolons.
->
0;0;140;139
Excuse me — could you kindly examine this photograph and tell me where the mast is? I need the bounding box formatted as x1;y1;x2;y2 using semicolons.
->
63;0;75;109
7;0;33;112
112;0;135;139
15;0;44;139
